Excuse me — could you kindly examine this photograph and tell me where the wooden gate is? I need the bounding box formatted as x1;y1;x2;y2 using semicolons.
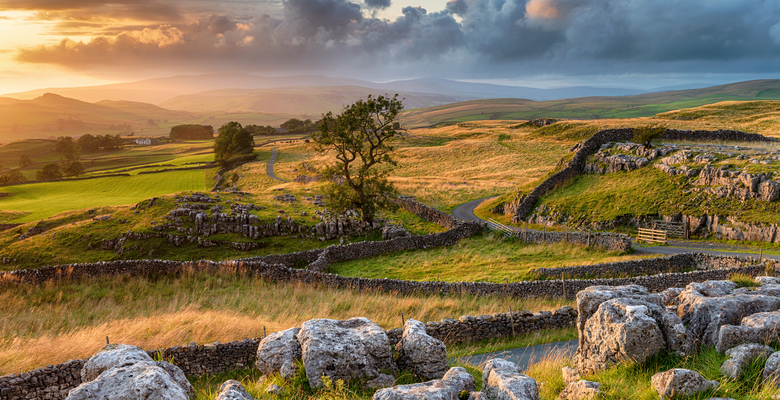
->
652;220;687;239
637;228;667;244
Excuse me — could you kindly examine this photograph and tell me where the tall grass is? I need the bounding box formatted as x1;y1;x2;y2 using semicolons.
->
0;271;572;375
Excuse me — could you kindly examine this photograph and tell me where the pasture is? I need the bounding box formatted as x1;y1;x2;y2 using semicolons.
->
0;170;205;222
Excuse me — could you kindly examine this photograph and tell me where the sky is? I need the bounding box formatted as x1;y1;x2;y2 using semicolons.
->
1;0;780;94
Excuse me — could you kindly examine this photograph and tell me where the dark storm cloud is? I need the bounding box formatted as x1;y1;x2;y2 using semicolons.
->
364;0;391;9
11;0;780;78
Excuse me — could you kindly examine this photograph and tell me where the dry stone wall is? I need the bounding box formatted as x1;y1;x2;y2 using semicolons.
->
511;229;631;252
532;253;767;279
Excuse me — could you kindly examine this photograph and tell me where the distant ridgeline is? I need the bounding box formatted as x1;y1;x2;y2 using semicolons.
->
169;125;214;140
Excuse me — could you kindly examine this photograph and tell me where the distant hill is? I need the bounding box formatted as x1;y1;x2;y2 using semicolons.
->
159;86;464;114
400;79;780;127
0;94;196;142
3;73;648;106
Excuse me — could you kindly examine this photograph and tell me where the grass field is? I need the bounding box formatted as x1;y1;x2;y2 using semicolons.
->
0;271;572;375
0;170;206;222
328;233;648;282
399;80;780;128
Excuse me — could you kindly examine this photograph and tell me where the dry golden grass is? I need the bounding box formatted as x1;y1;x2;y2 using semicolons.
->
0;272;572;375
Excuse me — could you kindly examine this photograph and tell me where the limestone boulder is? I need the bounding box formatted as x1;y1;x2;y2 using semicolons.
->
215;380;256;400
482;358;538;400
651;369;718;398
80;343;154;382
763;351;780;387
372;367;475;400
683;293;780;346
156;360;194;398
298;317;396;388
716;311;780;353
395;318;449;380
255;327;301;379
575;297;692;373
720;343;774;380
557;380;601;400
561;367;581;384
67;361;191;400
760;180;780;202
756;276;780;285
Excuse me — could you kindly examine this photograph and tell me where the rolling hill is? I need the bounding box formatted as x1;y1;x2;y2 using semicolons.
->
400;79;780;127
0;94;197;142
3;73;648;106
158;86;462;114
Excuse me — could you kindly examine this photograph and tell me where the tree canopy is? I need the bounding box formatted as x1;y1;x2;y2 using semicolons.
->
0;169;26;185
312;94;403;223
36;163;62;181
214;122;255;166
281;118;317;133
170;125;214;140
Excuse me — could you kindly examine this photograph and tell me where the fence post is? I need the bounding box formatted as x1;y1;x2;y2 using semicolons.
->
401;312;405;326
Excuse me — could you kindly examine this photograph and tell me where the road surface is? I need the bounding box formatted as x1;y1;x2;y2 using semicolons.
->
453;339;578;370
266;148;289;182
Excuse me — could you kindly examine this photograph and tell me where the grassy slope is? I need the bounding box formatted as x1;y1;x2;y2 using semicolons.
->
400;80;780;128
0;170;206;223
0;271;572;374
328;234;648;282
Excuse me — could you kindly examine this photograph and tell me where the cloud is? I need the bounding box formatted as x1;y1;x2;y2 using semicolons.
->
11;0;780;79
364;0;391;9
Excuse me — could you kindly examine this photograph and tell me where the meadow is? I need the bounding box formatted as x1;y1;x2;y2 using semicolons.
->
0;170;205;223
328;233;647;282
0;271;572;375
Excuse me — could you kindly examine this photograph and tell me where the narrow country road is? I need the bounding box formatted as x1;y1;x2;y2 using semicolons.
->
452;196;778;260
266;148;289;182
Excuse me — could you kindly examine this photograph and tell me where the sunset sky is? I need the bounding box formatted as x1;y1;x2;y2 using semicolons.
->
1;0;780;94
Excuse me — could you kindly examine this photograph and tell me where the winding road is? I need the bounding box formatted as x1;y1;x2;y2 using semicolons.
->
266;148;289;182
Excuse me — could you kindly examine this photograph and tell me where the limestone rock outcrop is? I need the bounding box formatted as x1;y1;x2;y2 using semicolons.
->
215;380;256;400
716;310;780;353
482;358;538;400
372;367;475;400
651;369;718;398
298;317;396;388
574;285;691;373
66;344;193;400
255;327;301;379
557;380;602;400
394;318;449;380
720;343;774;380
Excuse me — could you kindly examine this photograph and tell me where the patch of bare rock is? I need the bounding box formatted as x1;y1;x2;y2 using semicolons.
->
66;344;193;400
570;276;780;398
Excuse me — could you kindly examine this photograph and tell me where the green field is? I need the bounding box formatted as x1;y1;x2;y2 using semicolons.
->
0;170;205;222
328;234;646;282
400;80;780;128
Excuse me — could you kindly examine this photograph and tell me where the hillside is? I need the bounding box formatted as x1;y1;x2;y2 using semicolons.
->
400;79;780;127
0;94;198;142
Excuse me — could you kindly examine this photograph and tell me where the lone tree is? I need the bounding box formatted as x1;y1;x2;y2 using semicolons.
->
36;163;62;181
312;94;404;224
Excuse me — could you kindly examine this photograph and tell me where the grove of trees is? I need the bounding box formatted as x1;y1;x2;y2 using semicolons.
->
0;169;26;185
311;94;404;223
280;118;318;133
170;125;215;140
244;124;276;136
75;134;123;152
